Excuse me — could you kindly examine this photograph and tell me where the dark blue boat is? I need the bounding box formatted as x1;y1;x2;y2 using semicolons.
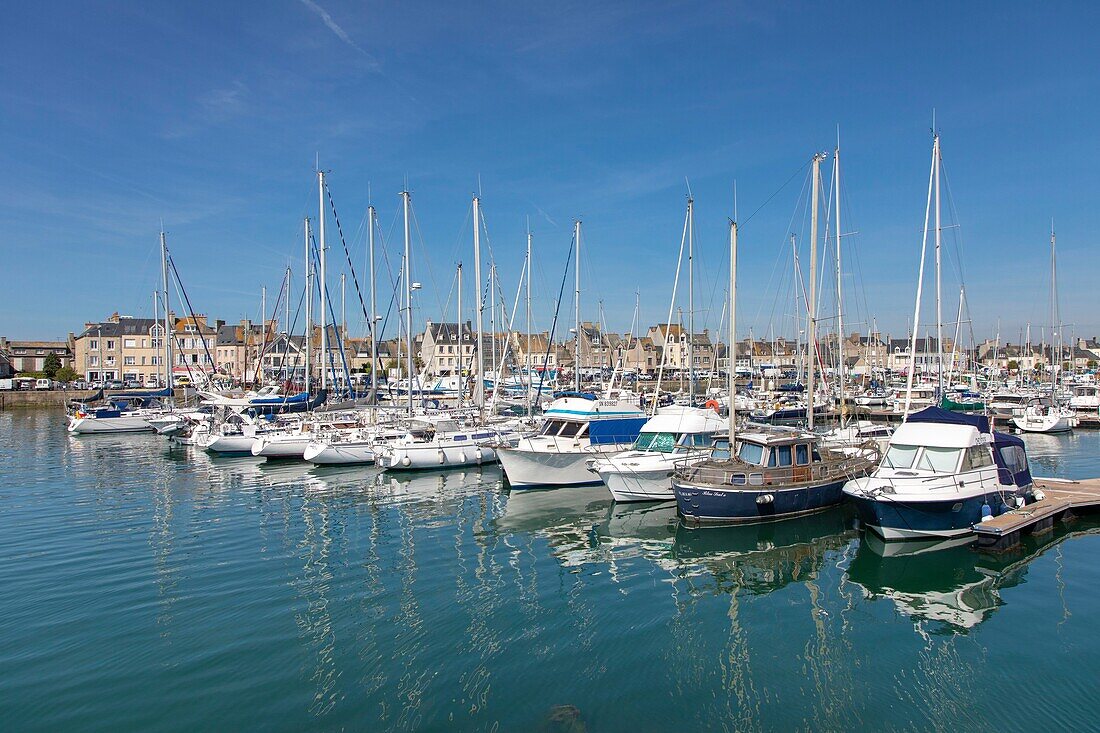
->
673;426;877;524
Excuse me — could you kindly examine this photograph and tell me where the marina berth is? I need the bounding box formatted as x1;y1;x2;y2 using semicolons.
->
496;393;647;488
588;406;725;503
672;425;877;524
843;406;1034;540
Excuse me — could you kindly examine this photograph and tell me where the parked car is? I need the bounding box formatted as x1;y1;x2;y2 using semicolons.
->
105;380;124;390
123;380;143;389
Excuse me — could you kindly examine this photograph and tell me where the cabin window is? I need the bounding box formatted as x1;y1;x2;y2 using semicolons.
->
737;442;765;466
961;445;994;471
559;422;582;439
917;447;962;473
691;433;712;447
711;439;732;460
883;444;919;469
776;445;793;467
635;432;677;453
999;445;1028;475
795;444;809;465
541;419;565;436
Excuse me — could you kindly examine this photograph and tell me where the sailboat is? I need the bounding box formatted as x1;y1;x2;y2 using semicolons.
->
1013;224;1077;433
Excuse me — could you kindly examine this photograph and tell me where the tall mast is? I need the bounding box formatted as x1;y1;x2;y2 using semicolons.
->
1051;222;1057;397
260;285;267;384
526;225;533;419
368;205;377;409
340;273;346;344
456;262;463;407
304;218;312;394
402;188;413;417
490;262;498;387
687;195;695;405
791;234;802;383
473;195;484;421
934;133;943;397
317;170;328;390
903;135;938;419
807;153;824;431
728;219;738;442
834;142;846;428
574;220;582;392
160;231;171;389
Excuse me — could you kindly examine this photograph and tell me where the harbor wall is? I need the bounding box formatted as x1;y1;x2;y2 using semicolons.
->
0;390;82;410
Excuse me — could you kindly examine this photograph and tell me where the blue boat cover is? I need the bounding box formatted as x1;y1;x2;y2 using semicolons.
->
110;387;173;399
992;431;1033;487
587;416;647;446
907;405;990;434
553;391;597;400
251;391;309;405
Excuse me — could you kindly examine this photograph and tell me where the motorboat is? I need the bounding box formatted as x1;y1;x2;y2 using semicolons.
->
843;406;1035;539
66;389;175;434
672;425;877;523
375;416;521;471
496;392;647;488
588;406;725;503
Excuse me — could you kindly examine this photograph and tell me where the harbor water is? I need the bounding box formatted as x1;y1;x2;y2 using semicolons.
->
3;409;1100;731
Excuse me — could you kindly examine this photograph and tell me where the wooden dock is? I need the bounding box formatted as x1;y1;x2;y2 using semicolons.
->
973;477;1100;551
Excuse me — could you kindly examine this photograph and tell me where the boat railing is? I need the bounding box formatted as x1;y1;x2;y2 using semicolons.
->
674;443;878;488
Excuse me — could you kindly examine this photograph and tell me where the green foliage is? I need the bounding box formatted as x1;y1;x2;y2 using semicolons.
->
1006;360;1019;372
43;352;62;378
54;366;80;383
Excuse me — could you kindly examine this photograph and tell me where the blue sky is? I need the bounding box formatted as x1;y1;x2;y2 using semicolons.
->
2;1;1098;347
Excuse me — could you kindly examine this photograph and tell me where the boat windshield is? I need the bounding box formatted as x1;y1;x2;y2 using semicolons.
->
916;447;961;473
633;431;679;453
737;441;766;466
882;443;919;469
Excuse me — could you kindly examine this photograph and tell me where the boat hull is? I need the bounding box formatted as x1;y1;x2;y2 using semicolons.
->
846;491;1011;540
600;467;676;502
202;434;258;455
67;415;154;434
303;441;376;465
499;445;627;488
673;478;847;524
376;442;497;471
1011;414;1075;433
252;435;311;459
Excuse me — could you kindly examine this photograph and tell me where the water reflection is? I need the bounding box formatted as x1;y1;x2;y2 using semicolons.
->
847;520;1100;633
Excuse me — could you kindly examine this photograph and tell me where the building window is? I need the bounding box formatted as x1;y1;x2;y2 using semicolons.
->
124;356;135;366
89;340;99;350
124;339;136;348
89;356;99;366
106;341;115;350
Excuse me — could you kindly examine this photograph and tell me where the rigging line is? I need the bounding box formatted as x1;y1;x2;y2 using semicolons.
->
166;253;219;374
324;183;375;345
408;199;445;318
752;164;812;330
534;231;576;401
741;156;814;228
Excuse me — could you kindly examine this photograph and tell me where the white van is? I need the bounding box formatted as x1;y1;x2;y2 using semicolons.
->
35;378;52;390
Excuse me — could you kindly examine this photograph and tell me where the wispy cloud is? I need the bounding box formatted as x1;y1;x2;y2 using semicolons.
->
298;0;379;68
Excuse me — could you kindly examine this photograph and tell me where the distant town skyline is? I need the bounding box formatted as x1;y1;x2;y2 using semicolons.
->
2;2;1098;342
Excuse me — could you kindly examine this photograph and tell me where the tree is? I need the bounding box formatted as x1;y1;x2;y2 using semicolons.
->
1088;360;1098;371
54;366;79;383
43;352;61;378
1007;360;1019;372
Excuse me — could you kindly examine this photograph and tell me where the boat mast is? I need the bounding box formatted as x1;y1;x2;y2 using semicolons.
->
317;170;328;391
526;224;532;419
807;153;825;431
934;133;943;398
304;218;312;395
903;134;938;419
456;262;463;407
574;219;582;393
160;231;171;390
834;140;846;429
728;219;737;443
367;205;377;410
402;188;413;417
490;261;498;390
687;195;695;406
1051;221;1057;399
473;195;484;422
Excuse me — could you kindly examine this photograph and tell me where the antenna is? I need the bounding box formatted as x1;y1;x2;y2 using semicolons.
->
733;180;738;222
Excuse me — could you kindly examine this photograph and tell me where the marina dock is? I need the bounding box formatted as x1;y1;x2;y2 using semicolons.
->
973;477;1100;550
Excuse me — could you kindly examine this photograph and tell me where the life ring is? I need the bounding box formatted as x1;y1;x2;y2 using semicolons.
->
705;399;721;413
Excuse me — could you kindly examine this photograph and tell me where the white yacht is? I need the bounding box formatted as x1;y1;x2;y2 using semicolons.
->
374;417;521;470
587;407;724;503
496;393;647;488
1011;398;1077;434
1069;384;1099;413
844;407;1034;539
